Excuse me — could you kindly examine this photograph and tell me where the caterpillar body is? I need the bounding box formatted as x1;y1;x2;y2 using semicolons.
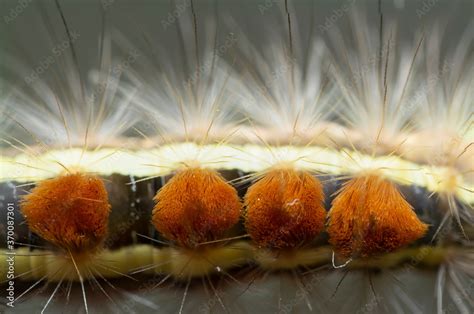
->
1;0;473;314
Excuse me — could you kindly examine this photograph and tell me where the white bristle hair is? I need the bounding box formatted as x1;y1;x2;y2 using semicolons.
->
119;16;242;144
0;80;14;139
1;32;138;149
408;22;473;172
1;2;472;314
336;271;426;314
229;8;337;146
436;249;474;314
403;22;474;239
326;10;423;154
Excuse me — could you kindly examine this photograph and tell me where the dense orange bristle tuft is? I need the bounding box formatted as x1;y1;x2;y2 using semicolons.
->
327;174;428;258
152;168;242;248
244;169;326;249
20;173;110;252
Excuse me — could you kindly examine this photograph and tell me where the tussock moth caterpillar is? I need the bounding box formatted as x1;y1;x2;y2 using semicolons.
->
1;0;472;314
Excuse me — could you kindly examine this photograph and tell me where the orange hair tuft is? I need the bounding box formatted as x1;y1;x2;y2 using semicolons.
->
21;173;110;252
152;168;242;248
327;174;428;258
244;169;326;249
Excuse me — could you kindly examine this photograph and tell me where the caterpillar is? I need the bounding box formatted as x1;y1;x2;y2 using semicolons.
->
1;0;473;314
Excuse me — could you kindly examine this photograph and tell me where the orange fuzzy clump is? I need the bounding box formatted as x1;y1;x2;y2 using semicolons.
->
244;169;326;249
152;168;242;248
327;174;428;258
21;173;110;252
